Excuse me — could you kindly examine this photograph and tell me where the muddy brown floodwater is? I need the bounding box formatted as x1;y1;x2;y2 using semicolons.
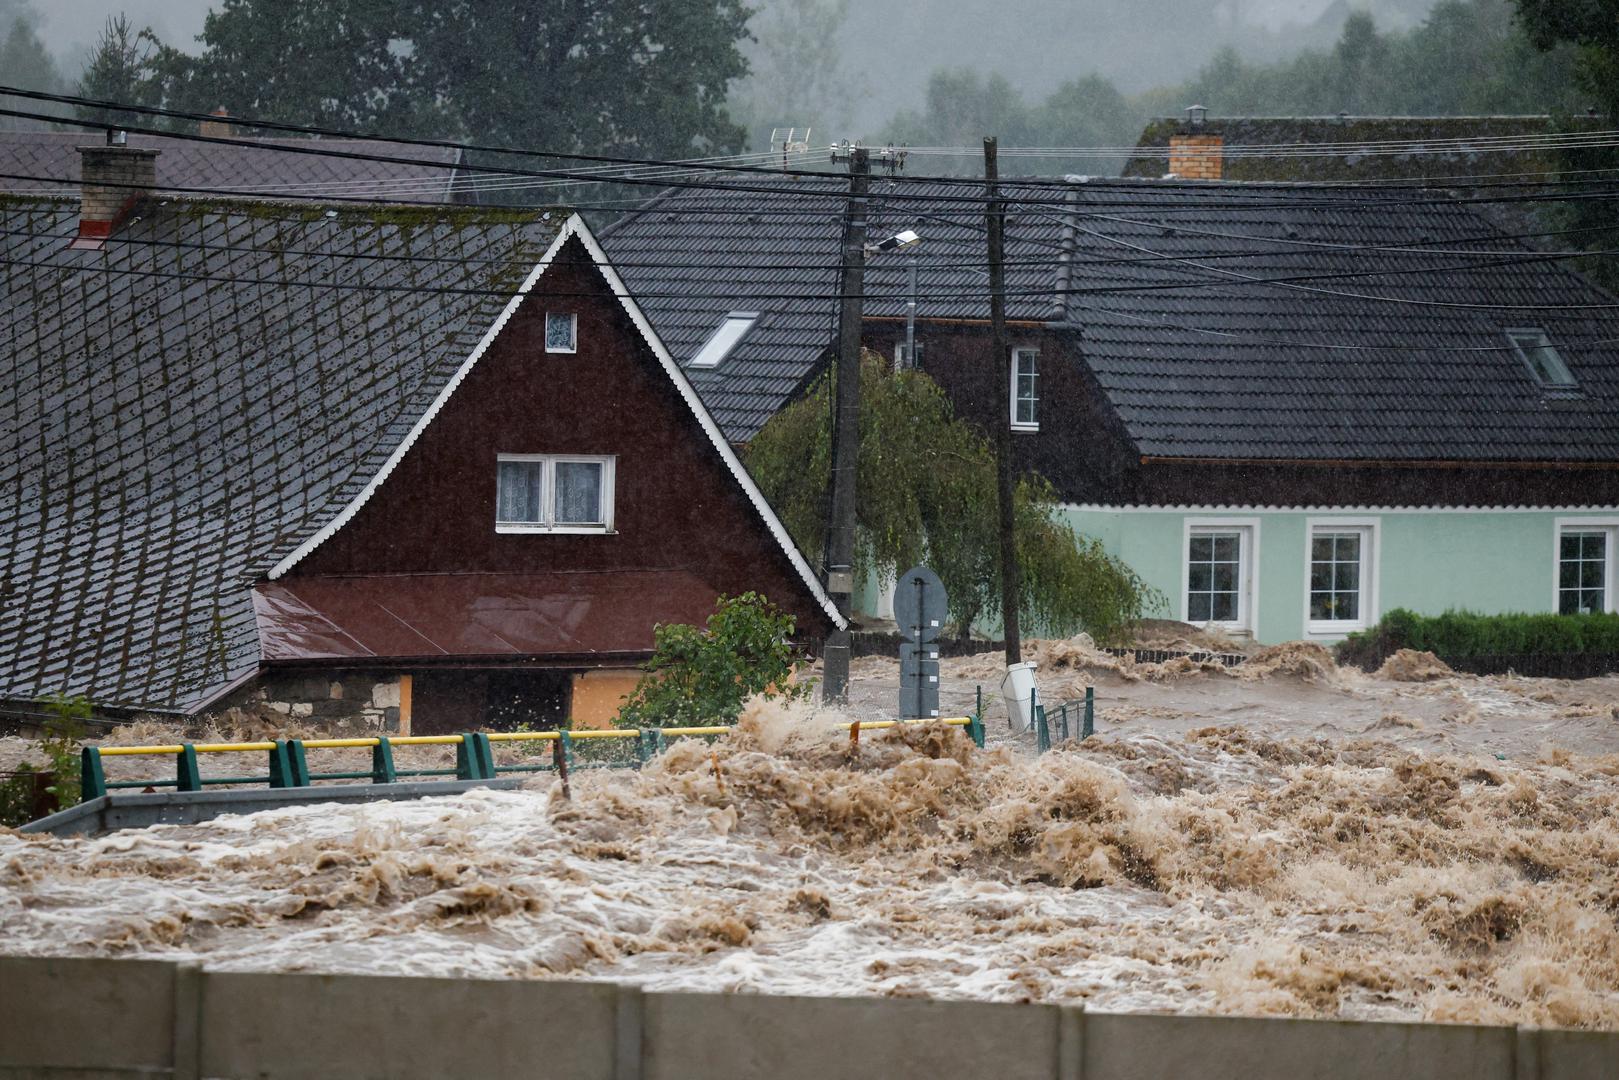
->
2;640;1617;1028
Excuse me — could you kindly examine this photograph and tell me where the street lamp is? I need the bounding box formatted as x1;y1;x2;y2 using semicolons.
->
866;230;924;369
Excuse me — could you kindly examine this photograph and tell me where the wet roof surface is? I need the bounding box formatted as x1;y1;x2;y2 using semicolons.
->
0;196;561;711
255;571;721;662
0;131;463;201
601;175;1619;460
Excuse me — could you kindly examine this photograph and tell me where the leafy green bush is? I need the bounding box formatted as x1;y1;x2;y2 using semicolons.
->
1338;608;1619;668
0;695;90;827
617;593;813;728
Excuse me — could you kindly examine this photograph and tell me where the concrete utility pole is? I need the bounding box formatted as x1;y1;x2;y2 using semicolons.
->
984;137;1023;665
821;145;870;703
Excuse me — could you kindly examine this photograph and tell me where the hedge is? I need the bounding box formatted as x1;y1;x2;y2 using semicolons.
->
1337;608;1619;669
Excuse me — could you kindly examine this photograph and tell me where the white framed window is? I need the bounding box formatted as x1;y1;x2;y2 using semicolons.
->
1183;518;1259;633
544;312;578;354
894;340;923;370
1304;518;1379;636
496;454;615;533
1554;518;1617;614
689;311;758;369
1010;347;1039;431
1506;328;1575;389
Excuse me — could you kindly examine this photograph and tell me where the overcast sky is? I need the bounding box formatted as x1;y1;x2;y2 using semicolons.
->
32;0;215;64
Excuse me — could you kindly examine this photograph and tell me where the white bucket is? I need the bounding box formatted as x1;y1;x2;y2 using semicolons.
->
1000;661;1038;735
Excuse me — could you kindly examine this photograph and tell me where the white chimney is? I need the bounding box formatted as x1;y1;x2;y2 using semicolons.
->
72;138;159;249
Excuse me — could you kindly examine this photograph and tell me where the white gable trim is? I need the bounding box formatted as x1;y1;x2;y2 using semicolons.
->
268;214;844;630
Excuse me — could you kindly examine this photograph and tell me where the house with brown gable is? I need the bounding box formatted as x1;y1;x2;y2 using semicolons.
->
0;145;839;734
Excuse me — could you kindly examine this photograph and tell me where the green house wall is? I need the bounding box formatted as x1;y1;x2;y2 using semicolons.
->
1059;506;1613;643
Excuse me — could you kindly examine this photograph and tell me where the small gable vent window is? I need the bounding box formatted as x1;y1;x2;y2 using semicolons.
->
545;312;578;354
688;312;759;369
496;454;615;533
1506;328;1575;388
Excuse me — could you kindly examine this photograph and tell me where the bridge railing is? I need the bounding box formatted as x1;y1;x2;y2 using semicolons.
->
78;715;985;803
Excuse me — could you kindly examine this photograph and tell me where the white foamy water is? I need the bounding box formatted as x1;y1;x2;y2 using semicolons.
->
4;697;1617;1029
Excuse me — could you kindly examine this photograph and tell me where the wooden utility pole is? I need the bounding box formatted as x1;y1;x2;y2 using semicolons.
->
984;137;1022;664
821;145;870;703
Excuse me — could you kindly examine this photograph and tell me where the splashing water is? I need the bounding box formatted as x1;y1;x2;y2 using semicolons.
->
2;696;1617;1028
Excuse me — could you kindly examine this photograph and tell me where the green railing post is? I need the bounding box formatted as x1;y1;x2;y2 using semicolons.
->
455;733;495;781
176;744;202;793
559;730;574;774
968;709;985;749
637;730;654;766
1058;704;1070;743
268;741;293;787
80;746;106;802
1083;686;1095;739
285;740;311;787
1034;705;1050;754
371;737;397;784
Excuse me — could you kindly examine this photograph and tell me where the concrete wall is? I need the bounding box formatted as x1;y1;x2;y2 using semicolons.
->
2;956;1613;1080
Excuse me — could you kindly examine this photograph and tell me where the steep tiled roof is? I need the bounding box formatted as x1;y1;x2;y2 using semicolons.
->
601;176;1062;440
601;175;1619;461
0;196;562;711
1060;180;1619;460
0;132;463;201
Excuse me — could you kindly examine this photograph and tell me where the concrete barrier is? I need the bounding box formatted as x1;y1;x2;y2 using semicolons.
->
0;957;1613;1080
21;777;531;837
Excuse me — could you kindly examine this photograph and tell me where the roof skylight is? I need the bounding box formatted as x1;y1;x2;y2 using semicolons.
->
1506;328;1576;389
688;312;759;369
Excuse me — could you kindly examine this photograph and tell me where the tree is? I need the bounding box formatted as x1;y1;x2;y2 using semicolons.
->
728;0;853;151
1513;0;1619;290
883;69;1033;175
0;3;66;131
745;352;1162;641
75;16;163;127
148;0;751;159
617;593;813;727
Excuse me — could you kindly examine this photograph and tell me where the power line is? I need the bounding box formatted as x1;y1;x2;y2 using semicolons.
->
8;89;1619;207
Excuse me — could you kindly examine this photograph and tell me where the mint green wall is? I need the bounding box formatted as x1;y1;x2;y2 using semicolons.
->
1059;507;1581;643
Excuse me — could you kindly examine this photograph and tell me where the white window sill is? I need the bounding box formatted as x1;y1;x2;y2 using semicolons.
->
496;524;612;534
1306;623;1366;639
544;346;578;354
1010;423;1039;434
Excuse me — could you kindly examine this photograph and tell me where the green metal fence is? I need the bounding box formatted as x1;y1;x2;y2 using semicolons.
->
78;715;988;804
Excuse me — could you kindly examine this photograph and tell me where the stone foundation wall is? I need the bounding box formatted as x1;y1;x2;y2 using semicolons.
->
211;672;405;735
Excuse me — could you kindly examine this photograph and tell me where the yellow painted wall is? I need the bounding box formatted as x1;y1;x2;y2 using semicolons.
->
570;669;641;729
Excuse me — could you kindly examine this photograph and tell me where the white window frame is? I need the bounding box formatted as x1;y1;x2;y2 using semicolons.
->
1505;327;1575;389
1182;517;1260;634
688;311;758;369
893;339;923;371
544;311;578;354
1303;517;1380;638
1553;516;1619;614
495;453;615;534
1010;346;1040;432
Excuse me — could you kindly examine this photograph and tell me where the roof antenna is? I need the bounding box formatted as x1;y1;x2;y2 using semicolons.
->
770;126;812;171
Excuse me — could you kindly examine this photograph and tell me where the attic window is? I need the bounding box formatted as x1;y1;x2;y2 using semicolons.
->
545;312;577;354
1506;328;1575;388
688;312;759;369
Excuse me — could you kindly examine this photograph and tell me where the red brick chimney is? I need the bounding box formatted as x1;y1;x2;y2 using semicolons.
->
1169;104;1222;180
71;137;159;250
199;106;234;139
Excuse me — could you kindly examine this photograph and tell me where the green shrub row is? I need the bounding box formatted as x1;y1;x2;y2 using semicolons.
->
1338;608;1619;668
